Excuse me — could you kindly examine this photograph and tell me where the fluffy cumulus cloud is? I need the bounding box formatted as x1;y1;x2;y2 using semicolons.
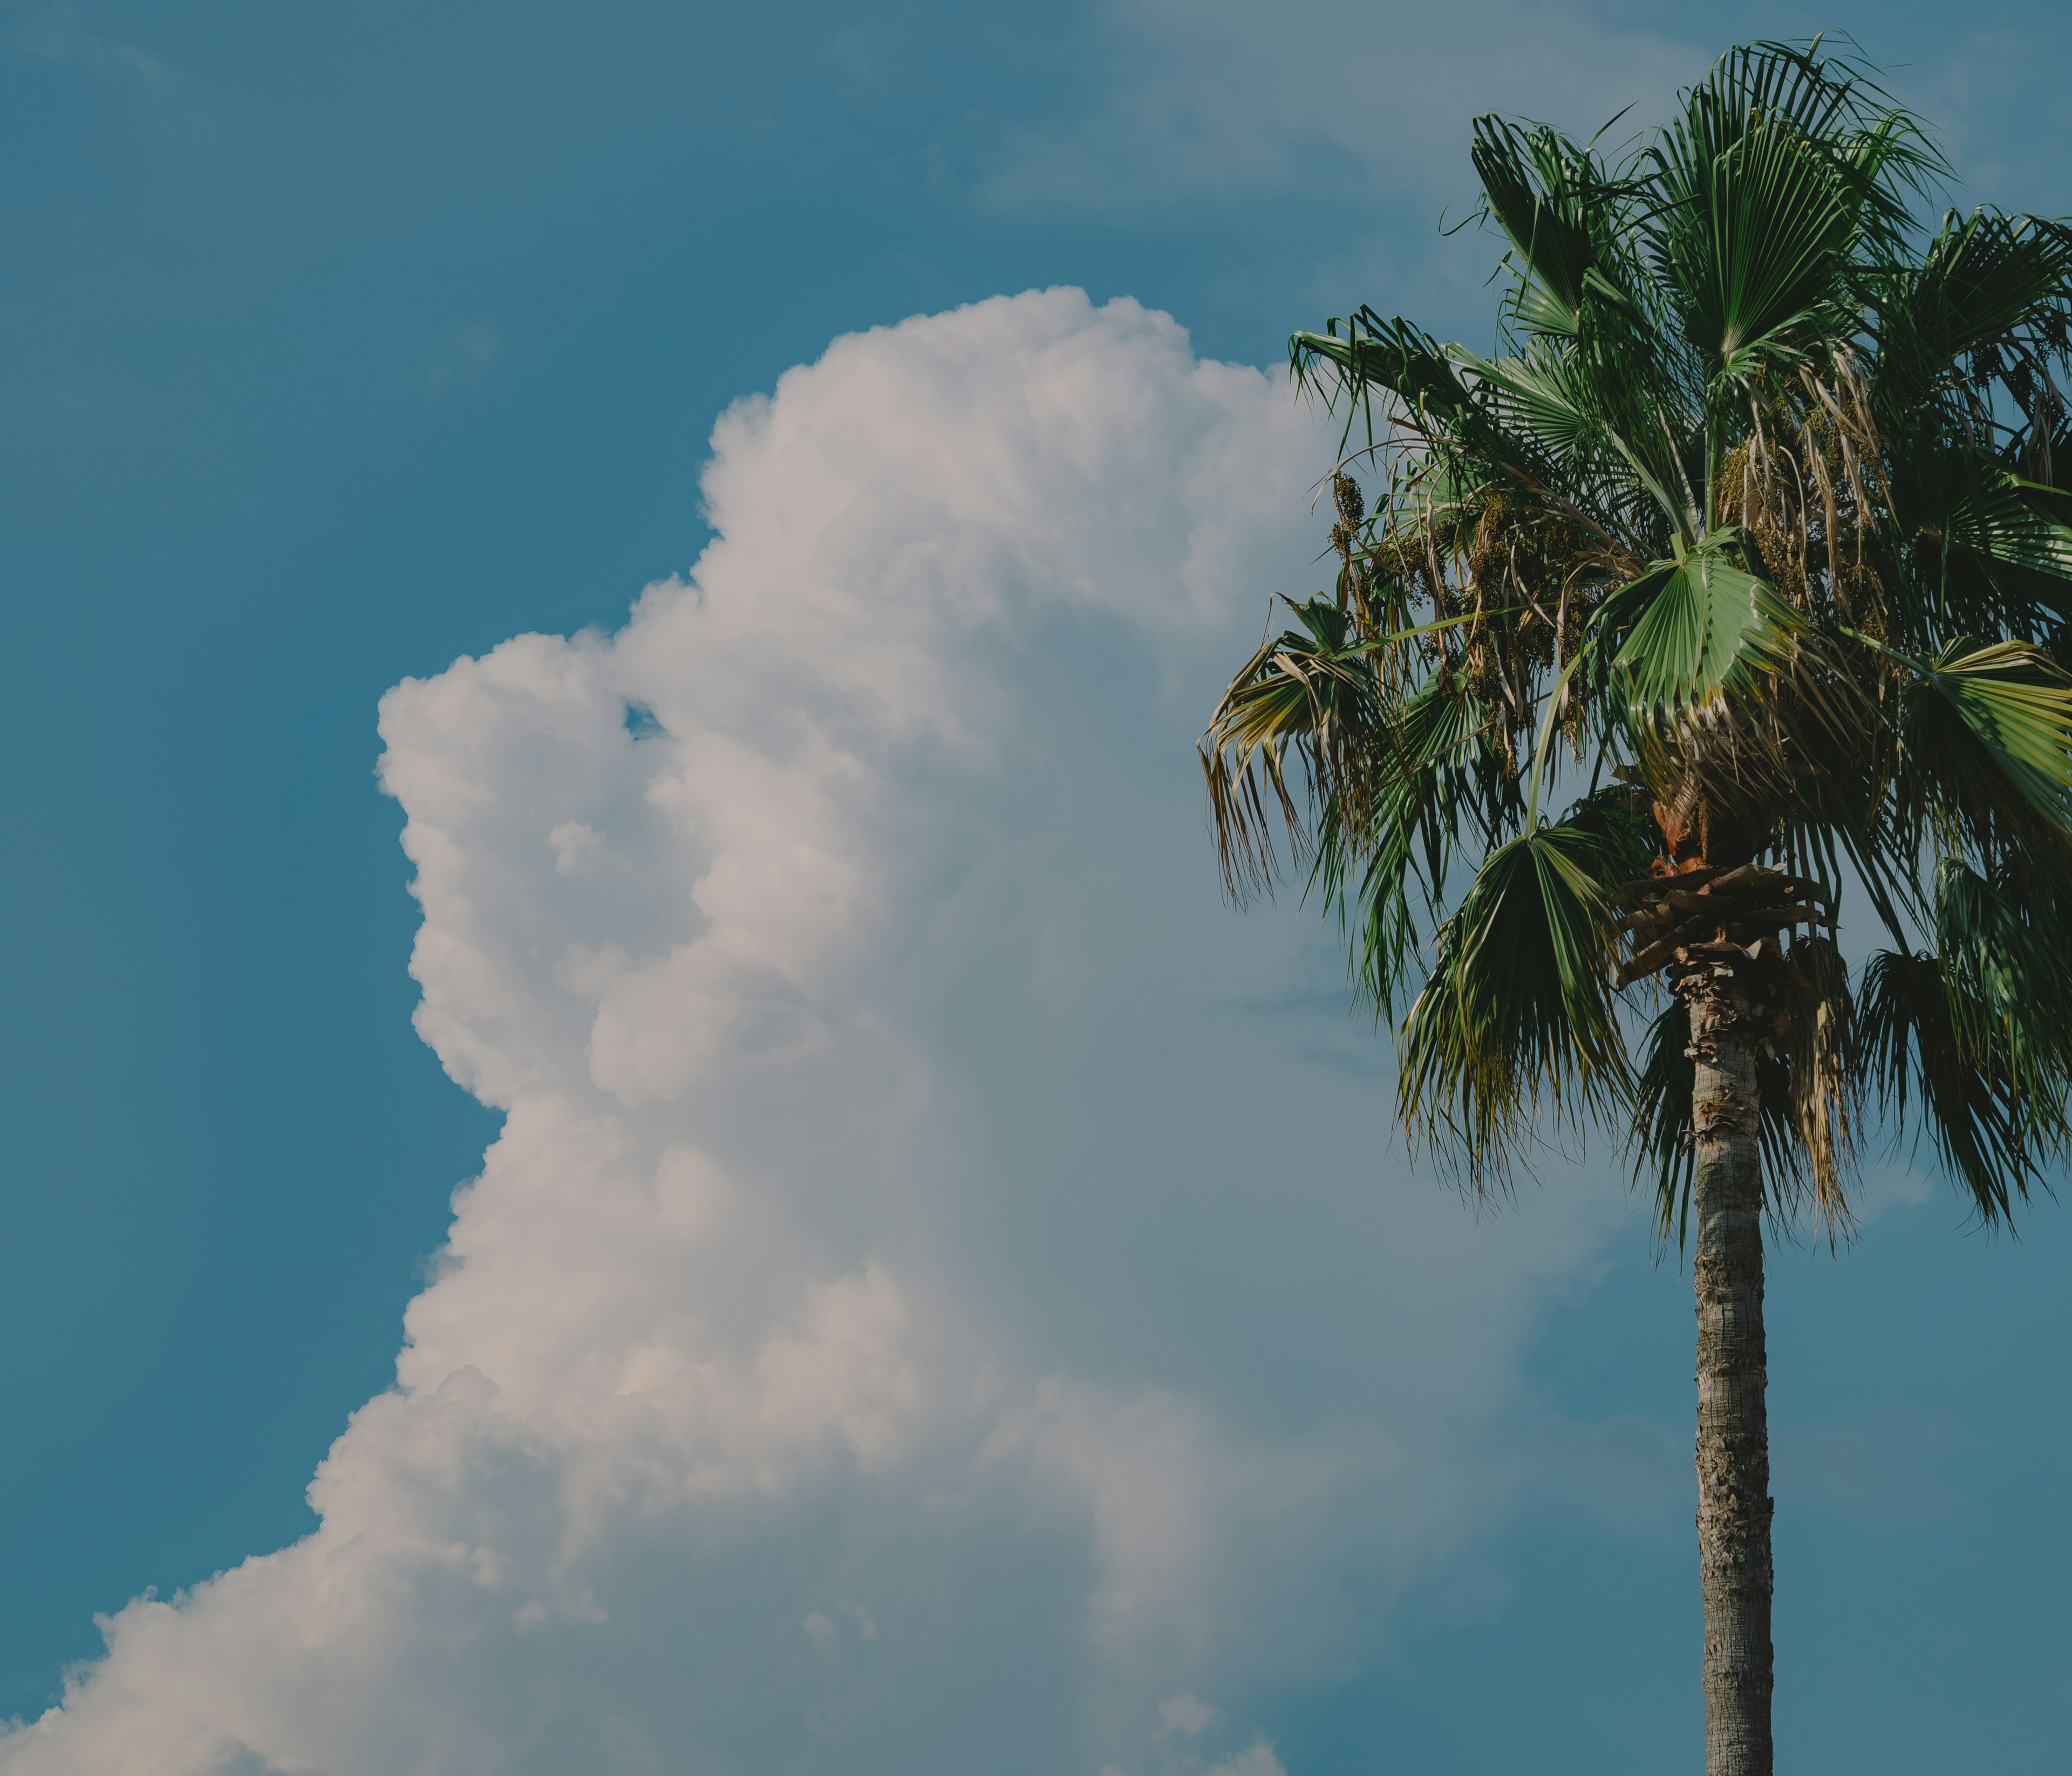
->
1;289;1631;1775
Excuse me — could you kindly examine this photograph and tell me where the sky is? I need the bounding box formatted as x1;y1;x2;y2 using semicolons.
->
2;3;2069;1772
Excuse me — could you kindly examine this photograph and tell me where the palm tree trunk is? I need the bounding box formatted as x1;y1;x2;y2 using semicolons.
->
1687;973;1775;1775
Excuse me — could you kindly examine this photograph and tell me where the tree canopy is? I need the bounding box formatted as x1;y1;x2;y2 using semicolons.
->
1201;39;2072;1234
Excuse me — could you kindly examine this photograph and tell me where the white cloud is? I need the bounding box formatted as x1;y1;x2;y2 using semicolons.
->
19;6;244;188
428;323;506;392
546;819;605;876
983;1;1706;214
19;10;185;94
1160;1692;1220;1736
1208;1743;1287;1776
0;288;1631;1774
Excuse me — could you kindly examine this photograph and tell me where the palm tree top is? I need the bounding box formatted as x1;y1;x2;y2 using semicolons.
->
1202;38;2072;1235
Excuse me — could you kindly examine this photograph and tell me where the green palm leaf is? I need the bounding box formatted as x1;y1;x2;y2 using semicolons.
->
1455;342;1686;535
1894;638;2072;843
1875;209;2072;425
1199;597;1392;898
1595;530;1802;717
1398;824;1629;1185
1932;859;2072;1091
1664;118;1855;379
1859;946;2060;1222
1324;669;1496;1014
1290;310;1477;429
1940;473;2072;610
1471;116;1650;341
1650;50;1864;380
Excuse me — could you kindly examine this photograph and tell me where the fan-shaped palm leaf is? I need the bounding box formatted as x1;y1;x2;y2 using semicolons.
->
1874;209;2072;435
1937;472;2072;633
1890;637;2072;849
1594;529;1803;717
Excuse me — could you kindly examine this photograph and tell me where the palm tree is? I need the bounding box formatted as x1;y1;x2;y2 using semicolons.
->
1201;39;2072;1775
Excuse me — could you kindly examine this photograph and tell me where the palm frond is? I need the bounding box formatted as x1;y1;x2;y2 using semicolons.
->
1933;859;2072;1099
1289;310;1478;445
1324;668;1500;1014
1783;934;1858;1229
1454;343;1686;539
1593;529;1802;719
1471;115;1656;345
1935;471;2072;637
1645;42;1929;394
1859;946;2056;1222
1398;824;1630;1188
1473;116;1602;337
1654;106;1856;386
1200;597;1393;899
1875;210;2072;433
1890;637;2072;857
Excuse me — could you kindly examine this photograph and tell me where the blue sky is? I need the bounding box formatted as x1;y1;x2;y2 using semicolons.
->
3;3;2068;1771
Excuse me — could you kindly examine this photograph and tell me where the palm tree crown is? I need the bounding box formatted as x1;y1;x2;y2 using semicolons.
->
1203;39;2072;1235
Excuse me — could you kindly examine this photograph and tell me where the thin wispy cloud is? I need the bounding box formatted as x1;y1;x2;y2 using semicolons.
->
18;6;244;187
981;0;1705;214
19;8;183;91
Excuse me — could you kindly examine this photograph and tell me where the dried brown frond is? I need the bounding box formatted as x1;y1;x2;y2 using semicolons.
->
1784;934;1859;1239
1724;353;1894;634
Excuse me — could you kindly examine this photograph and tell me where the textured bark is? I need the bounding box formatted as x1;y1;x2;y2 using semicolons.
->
1687;970;1775;1776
